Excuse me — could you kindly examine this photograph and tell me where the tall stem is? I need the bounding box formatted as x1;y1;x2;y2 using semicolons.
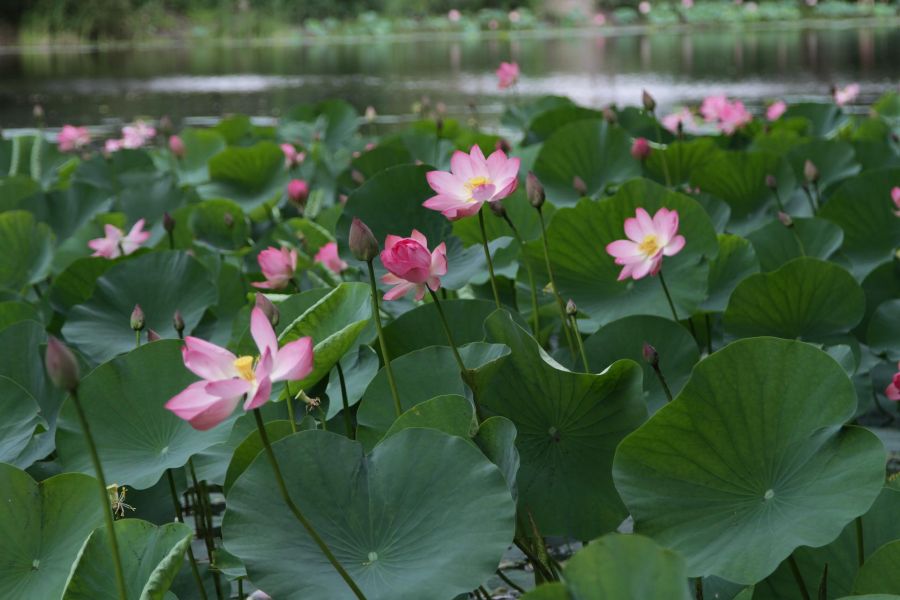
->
336;363;355;439
788;554;811;600
429;289;485;420
855;516;865;567
188;459;223;600
166;469;208;600
652;363;674;403
285;395;297;433
502;213;540;335
568;314;590;373
70;390;128;600
366;260;402;418
802;186;818;215
652;118;672;187
252;409;367;600
478;207;502;309
694;577;704;600
657;270;680;323
537;208;577;358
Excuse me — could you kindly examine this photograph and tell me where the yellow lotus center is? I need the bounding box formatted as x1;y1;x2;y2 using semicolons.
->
638;234;661;257
465;176;491;190
234;356;256;381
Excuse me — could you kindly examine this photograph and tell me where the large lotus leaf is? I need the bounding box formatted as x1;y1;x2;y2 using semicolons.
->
0;464;104;599
223;428;516;600
56;341;232;489
382;394;476;441
0;174;41;211
199;141;287;210
355;342;511;450
787;140;860;193
118;172;195;227
819;168;900;278
453;188;553;244
62;251;218;364
532;119;640;206
689;150;795;233
723;257;864;341
49;257;118;315
525;178;718;325
868;300;900;360
24;182;112;241
73;150;156;193
223;420;294;494
613;337;886;584
279;282;371;391
854;541;900;596
0;376;45;467
755;486;900;599
0;210;54;293
62;520;192;600
584;315;699;414
0;300;38;332
341;146;413;188
481;311;645;539
188;198;250;252
646;138;720;187
502;94;575;133
523;534;692;600
284;99;359;152
173;128;227;185
615;106;676;142
745;217;844;271
324;345;379;419
525;106;603;144
857;261;900;341
783;102;847;138
701;233;760;313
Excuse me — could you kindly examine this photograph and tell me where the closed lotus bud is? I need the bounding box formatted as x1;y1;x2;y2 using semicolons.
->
642;342;659;367
489;200;507;218
255;293;280;327
365;106;377;122
33;104;44;120
173;310;185;335
803;159;819;184
349;217;379;262
642;89;657;112
778;211;794;227
765;174;778;190
163;211;175;233
573;175;588;196
130;304;145;331
602;106;617;124
351;170;365;185
45;336;80;392
631;137;652;161
565;299;577;316
526;172;545;208
287;179;310;205
168;135;185;158
147;329;161;342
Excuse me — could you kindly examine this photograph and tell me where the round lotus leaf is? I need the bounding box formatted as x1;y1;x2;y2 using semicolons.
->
854;541;900;596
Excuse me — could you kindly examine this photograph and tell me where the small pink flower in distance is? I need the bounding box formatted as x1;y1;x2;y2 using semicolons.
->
165;307;313;430
508;10;521;23
717;100;753;134
253;247;298;290
891;187;900;216
314;242;348;274
87;219;151;259
662;107;695;134
104;138;125;154
631;137;652;161
57;125;90;152
886;366;900;401
605;207;686;281
766;100;787;121
682;0;694;8
169;135;185;158
638;1;651;13
424;145;520;220
281;143;305;168
380;230;447;301
496;62;520;89
834;83;860;107
700;95;729;122
447;8;461;22
287;179;310;205
592;13;607;25
122;121;156;149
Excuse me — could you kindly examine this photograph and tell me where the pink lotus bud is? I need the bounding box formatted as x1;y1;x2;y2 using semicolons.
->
351;170;365;185
573;175;588;196
288;179;310;205
642;89;657;112
778;212;794;227
349;218;379;262
642;342;659;367
173;310;185;335
631;137;652;161
603;107;617;124
46;336;80;392
803;159;819;184
168;135;185;158
255;293;280;327
163;212;176;233
130;304;145;331
489;200;507;218
526;172;545;208
565;299;578;316
765;174;778;190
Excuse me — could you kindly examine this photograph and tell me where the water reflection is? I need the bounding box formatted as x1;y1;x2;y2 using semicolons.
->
0;24;897;128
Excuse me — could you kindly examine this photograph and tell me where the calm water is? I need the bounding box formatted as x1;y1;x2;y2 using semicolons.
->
0;23;898;130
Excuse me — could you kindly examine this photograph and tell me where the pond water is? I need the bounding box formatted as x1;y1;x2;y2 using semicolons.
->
0;22;898;130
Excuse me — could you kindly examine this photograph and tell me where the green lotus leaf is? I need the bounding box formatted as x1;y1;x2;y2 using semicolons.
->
324;345;379;419
867;299;900;361
0;210;54;293
199;141;288;210
525;106;603;144
782;102;847;137
701;233;760;313
173;128;227;186
613;337;885;584
223;428;515;600
0;300;39;332
745;217;843;271
284;99;359;152
188;198;250;252
382;394;476;440
854;541;900;596
787;140;860;193
646;138;719;187
0;376;45;467
223;419;294;494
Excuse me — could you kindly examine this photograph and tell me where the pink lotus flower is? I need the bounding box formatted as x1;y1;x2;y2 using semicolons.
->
661;108;695;134
631;137;652;161
886;366;900;401
252;247;298;290
169;135;185;158
104;139;125;154
379;230;447;301
700;95;752;134
287;179;309;204
87;219;151;259
314;242;348;274
121;121;156;149
767;100;787;121
605;207;686;281
165;307;313;430
638;1;652;13
496;62;520;89
424;145;520;220
448;8;461;21
834;83;860;107
281;143;305;168
892;187;900;216
57;125;90;152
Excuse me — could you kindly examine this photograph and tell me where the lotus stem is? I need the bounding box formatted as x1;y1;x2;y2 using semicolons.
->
478;207;502;309
568;313;590;373
855;516;865;567
336;362;355;439
500;212;540;335
658;270;697;339
366;260;403;418
252;409;367;600
536;207;578;359
188;459;223;600
787;554;811;600
165;469;208;600
428;288;484;420
694;577;704;600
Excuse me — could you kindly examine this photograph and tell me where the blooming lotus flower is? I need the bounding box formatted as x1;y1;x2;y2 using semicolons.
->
834;83;860;107
87;219;151;259
892;187;900;216
424;145;520;220
767;100;787;121
169;135;185;158
104;138;125;154
314;242;348;274
605;207;685;281
57;125;90;152
631;137;651;161
448;8;461;21
165;307;313;430
252;247;298;290
496;62;519;89
287;179;309;205
886;367;900;401
122;121;156;149
281;143;305;168
380;230;447;301
701;95;752;134
661;108;695;134
638;1;651;13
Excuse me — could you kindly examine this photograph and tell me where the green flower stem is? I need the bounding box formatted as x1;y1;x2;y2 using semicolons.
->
536;207;577;359
856;516;865;567
652;117;672;187
336;362;355;439
568;313;590;373
478;207;502;309
70;389;129;600
285;394;297;433
428;288;484;420
658;270;697;338
252;409;367;600
167;230;175;250
496;570;526;594
135;331;141;348
366;260;403;418
652;362;674;403
802;185;818;215
704;314;713;355
188;459;223;600
772;186;786;212
165;469;208;600
787;554;811;600
694;577;704;600
501;213;540;335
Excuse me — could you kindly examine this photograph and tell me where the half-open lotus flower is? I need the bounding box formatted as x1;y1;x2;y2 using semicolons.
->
424;145;520;220
165;307;313;430
380;230;447;301
605;207;685;281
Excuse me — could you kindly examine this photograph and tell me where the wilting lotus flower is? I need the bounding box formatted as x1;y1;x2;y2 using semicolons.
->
424;145;520;220
165;307;313;430
886;365;900;401
57;125;90;152
281;143;305;168
892;187;900;216
605;207;685;281
631;137;652;161
314;241;348;273
661;107;695;134
834;83;860;107
121;121;156;149
767;100;787;121
380;230;447;301
496;62;520;89
252;247;298;290
87;219;151;259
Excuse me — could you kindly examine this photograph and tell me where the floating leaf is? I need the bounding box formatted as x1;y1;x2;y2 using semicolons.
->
0;210;54;293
